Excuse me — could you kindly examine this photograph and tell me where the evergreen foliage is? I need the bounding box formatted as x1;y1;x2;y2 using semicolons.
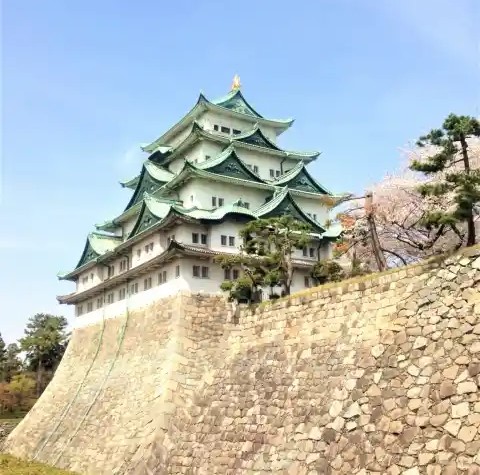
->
216;216;311;299
410;114;480;246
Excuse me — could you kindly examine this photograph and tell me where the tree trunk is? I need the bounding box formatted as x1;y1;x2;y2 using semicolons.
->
365;192;388;271
459;134;476;246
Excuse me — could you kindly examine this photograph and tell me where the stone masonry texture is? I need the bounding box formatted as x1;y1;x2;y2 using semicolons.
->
4;246;480;474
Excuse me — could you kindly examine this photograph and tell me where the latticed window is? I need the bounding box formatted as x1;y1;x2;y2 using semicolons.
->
87;302;93;312
175;265;180;278
201;234;207;245
201;266;209;278
193;265;200;277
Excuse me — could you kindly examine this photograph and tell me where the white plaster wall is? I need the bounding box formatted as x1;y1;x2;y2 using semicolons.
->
234;148;297;181
184;141;223;164
180;257;224;294
198;111;277;143
209;220;243;253
293;196;329;225
130;232;164;269
171;222;209;246
291;269;313;294
177;178;269;210
76;267;103;292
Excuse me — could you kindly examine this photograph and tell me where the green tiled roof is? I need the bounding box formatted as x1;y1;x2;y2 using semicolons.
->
254;187;326;233
65;232;121;274
322;222;343;239
196;145;264;183
124;161;175;211
142;91;293;153
120;175;140;190
271;161;331;194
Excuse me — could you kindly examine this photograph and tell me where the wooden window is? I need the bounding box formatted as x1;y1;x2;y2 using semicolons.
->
77;305;84;316
304;276;311;288
221;126;230;134
309;248;315;258
96;298;103;309
212;196;217;207
229;236;235;247
232;129;241;135
233;269;240;280
221;235;227;246
175;265;180;278
106;292;114;304
87;302;93;312
213;124;219;131
107;265;115;278
201;266;209;278
303;248;308;257
130;283;138;295
82;276;88;285
192;233;199;244
253;165;259;173
137;249;141;257
193;265;200;277
270;169;275;177
224;268;231;280
218;198;224;206
144;277;152;290
201;233;208;245
118;288;126;300
275;170;280;177
243;202;250;209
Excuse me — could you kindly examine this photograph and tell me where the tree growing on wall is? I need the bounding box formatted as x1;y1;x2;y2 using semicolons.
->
19;314;69;396
216;216;312;299
410;114;480;246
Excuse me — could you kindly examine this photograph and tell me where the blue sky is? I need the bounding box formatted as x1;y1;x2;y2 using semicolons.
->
1;0;479;343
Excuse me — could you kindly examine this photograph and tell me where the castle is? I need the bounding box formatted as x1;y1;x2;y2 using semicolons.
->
58;76;342;324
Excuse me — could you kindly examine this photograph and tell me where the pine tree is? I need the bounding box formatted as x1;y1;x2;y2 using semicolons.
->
19;314;69;396
410;114;480;246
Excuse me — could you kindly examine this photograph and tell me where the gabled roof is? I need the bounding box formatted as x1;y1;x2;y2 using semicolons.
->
62;232;121;276
124;161;175;210
210;89;263;118
253;187;326;233
271;161;331;194
159;160;273;195
196;145;264;183
142;90;294;153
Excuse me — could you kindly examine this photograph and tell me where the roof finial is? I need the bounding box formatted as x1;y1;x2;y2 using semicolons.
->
231;74;241;91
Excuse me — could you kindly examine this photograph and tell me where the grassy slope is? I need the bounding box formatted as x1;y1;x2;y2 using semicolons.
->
0;455;76;474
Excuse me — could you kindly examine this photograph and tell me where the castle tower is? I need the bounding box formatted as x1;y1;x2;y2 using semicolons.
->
57;78;343;319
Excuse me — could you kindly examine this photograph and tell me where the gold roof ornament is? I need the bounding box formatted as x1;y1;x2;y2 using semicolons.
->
231;74;241;91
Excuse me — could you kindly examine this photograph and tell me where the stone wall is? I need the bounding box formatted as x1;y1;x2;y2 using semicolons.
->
4;247;480;474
